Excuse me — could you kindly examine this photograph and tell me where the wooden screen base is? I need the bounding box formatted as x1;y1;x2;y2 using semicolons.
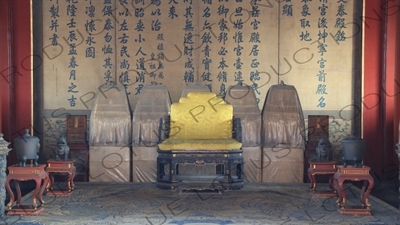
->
7;205;45;216
338;207;371;216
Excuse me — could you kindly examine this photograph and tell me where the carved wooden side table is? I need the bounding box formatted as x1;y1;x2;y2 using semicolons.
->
333;165;374;216
45;160;76;196
308;161;337;197
6;164;49;216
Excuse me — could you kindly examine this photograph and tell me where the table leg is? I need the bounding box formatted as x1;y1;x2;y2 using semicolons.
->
361;178;374;209
15;181;22;206
337;178;346;209
50;173;54;190
32;178;42;209
71;169;76;190
311;173;317;192
333;178;342;207
329;175;335;192
6;178;14;210
67;172;72;191
46;173;51;191
308;171;313;190
38;176;48;205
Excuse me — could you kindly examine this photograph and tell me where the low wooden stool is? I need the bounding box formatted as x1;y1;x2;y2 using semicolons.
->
308;161;337;197
333;165;374;216
6;164;49;216
45;160;76;196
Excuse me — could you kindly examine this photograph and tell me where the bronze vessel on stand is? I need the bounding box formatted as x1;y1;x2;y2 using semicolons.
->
341;131;365;168
13;129;40;166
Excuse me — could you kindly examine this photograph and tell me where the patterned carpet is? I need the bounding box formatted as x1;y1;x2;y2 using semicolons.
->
3;182;400;225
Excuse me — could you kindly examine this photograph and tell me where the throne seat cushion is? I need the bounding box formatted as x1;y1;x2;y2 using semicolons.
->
158;138;242;151
170;92;233;140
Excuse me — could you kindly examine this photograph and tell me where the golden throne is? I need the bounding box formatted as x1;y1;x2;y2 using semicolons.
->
157;92;244;190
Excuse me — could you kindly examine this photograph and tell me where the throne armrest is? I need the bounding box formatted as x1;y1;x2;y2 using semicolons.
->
233;116;242;143
159;115;170;140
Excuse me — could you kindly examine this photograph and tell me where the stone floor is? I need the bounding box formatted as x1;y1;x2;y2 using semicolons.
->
5;179;399;209
370;179;398;209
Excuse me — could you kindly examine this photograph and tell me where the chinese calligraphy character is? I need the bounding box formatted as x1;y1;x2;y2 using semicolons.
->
218;58;228;70
337;4;347;17
201;71;212;81
299;31;312;41
317;58;326;68
249;32;261;43
316;70;327;82
334;30;346;41
317;96;326;107
218;47;228;56
50;20;59;32
318;29;328;42
86;47;95;58
334;18;346;28
68;83;78;93
152;19;161;31
218;5;229;18
202;58;212;70
301;4;311;17
68;56;78;68
169;6;178;19
282;5;293;16
103;57;113;68
318;4;328;16
249;45;259;56
184;70;195;82
185;6;193;18
234;45;243;56
68;95;77;107
300;19;311;28
315;84;328;94
234;58;243;70
318;17;328;28
50;5;60;18
135;47;146;56
250;70;260;81
135;20;145;31
233;31;243;43
202;32;212;43
251;19;260;30
235;71;243;83
217;71;227;82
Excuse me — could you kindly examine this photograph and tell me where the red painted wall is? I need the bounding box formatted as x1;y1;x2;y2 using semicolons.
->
396;1;400;151
363;0;385;179
363;0;400;180
0;0;32;165
0;0;11;136
382;0;400;180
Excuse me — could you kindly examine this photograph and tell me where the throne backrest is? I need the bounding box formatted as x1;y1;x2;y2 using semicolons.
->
169;92;233;140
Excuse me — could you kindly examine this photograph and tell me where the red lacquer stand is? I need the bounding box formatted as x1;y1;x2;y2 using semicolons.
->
308;161;337;197
333;166;374;216
6;164;49;216
45;160;76;196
